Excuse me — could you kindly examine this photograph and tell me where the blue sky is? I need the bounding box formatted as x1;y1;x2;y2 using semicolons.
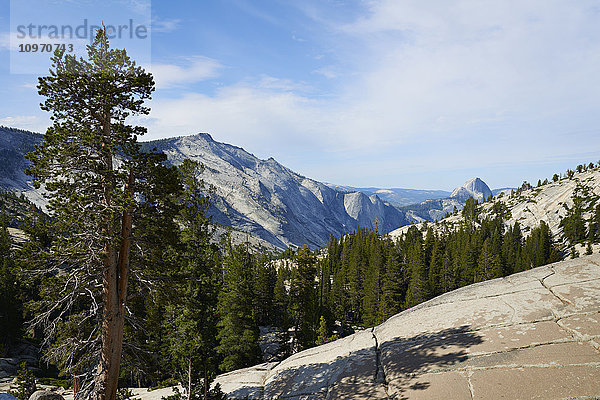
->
1;0;600;191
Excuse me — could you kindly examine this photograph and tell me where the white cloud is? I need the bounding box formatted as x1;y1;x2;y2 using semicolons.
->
141;1;600;186
0;115;46;132
151;17;181;33
147;57;222;89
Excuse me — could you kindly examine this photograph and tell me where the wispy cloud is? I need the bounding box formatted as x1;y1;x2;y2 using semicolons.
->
151;17;181;33
147;56;222;89
141;0;600;187
0;115;45;132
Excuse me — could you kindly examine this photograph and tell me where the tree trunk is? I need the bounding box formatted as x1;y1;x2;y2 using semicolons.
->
204;365;208;400
187;358;192;400
96;171;134;400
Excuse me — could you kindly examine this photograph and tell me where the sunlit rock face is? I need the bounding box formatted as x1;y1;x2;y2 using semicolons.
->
214;254;600;399
146;133;409;249
450;177;493;202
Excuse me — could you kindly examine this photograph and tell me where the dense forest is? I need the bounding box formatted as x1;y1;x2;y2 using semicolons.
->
4;174;600;399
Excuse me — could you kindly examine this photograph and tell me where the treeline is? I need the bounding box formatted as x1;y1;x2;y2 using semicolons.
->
3;171;596;398
212;198;562;361
0;195;564;395
559;182;600;248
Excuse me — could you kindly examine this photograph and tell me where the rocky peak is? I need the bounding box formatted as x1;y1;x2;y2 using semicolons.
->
450;177;492;202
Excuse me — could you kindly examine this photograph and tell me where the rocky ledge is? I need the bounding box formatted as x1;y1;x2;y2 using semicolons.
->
214;254;600;399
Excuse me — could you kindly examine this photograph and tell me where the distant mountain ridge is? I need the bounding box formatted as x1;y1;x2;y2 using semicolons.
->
142;133;410;248
398;177;493;223
390;167;600;242
326;184;451;207
0;127;502;249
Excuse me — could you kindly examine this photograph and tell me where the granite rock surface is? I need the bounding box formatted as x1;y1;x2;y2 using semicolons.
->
214;254;600;399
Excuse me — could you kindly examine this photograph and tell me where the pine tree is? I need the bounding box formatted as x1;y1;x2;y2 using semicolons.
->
289;245;318;350
560;186;587;244
475;238;502;282
379;243;404;322
216;241;261;372
252;250;276;326
0;213;22;349
273;264;292;358
315;315;329;346
168;160;221;400
428;239;444;297
26;28;164;400
404;241;429;308
362;235;383;326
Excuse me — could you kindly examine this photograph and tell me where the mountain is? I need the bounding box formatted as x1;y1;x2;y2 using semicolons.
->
0;127;42;190
213;254;600;399
325;185;451;207
390;167;600;242
143;133;409;249
0;128;409;248
0;127;504;249
449;177;492;202
398;177;493;223
0;127;46;208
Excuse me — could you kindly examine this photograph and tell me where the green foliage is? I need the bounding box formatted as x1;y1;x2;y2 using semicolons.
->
116;388;134;400
166;159;221;391
10;363;37;400
0;214;23;347
23;28;188;396
160;383;227;400
570;247;580;258
216;240;261;372
289;245;318;350
461;197;479;224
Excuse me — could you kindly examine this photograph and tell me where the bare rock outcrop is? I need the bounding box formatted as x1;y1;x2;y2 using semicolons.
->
214;254;600;399
28;391;64;400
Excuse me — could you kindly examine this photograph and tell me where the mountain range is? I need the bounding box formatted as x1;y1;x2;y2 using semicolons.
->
325;184;451;207
0;127;498;249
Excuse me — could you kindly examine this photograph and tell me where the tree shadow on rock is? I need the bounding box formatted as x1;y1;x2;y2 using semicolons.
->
381;325;483;399
223;326;483;399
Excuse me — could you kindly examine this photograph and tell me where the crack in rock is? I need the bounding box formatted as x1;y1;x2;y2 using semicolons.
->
538;266;575;307
466;370;475;400
371;329;391;400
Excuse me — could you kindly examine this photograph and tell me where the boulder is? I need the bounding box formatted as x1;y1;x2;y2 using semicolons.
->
28;390;64;400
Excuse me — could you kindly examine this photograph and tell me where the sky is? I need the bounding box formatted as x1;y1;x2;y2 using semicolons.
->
1;0;600;191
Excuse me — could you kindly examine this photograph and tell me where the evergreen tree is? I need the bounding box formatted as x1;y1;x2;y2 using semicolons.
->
428;239;444;298
0;214;22;349
26;28;165;400
315;316;329;346
462;197;479;226
216;241;261;372
252;250;276;326
404;240;429;308
379;243;404;322
362;235;383;326
475;238;502;282
273;264;292;358
168;160;221;400
289;245;318;350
